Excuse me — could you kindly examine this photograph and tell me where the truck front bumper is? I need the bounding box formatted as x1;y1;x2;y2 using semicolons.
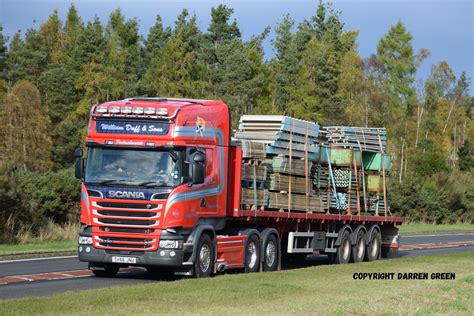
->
78;246;188;267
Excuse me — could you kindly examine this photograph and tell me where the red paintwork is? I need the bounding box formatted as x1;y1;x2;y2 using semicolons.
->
81;98;402;266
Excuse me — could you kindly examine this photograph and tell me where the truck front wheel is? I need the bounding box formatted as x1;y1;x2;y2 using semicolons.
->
91;264;120;277
194;234;214;278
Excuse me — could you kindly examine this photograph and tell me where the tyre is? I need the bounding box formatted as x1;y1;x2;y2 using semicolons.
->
262;234;279;272
351;230;366;263
334;230;351;264
194;234;214;278
91;264;120;277
244;234;260;273
365;230;381;261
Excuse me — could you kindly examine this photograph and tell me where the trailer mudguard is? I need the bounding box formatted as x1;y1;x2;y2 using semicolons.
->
350;225;368;245
366;224;381;245
334;224;353;246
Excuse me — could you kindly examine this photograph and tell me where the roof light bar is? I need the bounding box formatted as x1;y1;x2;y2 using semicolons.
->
94;105;172;118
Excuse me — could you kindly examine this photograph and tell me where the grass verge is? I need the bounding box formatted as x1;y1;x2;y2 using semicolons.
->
0;253;472;315
399;223;474;234
0;240;76;256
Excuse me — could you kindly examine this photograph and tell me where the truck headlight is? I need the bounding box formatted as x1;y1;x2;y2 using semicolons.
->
159;240;181;249
79;236;93;245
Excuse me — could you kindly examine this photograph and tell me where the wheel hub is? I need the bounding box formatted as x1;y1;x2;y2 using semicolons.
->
199;244;211;272
265;241;276;267
247;241;258;269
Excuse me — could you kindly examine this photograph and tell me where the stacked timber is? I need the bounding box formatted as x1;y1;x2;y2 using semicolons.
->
235;115;323;213
320;126;387;153
236;115;320;160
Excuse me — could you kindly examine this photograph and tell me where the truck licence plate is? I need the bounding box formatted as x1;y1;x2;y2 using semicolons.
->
112;256;137;264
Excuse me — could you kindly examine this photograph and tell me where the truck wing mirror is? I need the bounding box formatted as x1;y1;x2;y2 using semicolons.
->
74;147;83;158
74;147;84;179
191;152;205;184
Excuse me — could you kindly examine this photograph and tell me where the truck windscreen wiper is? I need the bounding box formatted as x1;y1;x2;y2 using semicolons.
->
95;179;135;186
137;181;169;187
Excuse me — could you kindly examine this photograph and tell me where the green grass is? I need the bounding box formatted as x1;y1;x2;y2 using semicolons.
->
0;253;472;315
0;240;76;256
398;223;474;234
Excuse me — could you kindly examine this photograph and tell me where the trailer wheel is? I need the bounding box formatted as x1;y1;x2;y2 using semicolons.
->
365;230;381;261
91;264;119;277
262;234;279;272
244;234;260;273
351;231;366;263
194;234;214;278
334;230;351;264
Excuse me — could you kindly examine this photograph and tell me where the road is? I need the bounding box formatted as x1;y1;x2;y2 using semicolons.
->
1;232;473;300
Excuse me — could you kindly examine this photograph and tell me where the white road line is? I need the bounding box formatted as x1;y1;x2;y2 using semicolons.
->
0;255;77;264
402;233;474;238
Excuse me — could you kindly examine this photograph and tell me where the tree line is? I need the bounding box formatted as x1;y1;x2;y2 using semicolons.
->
0;2;472;241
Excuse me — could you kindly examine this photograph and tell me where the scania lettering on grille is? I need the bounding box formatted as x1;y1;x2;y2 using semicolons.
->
107;191;146;199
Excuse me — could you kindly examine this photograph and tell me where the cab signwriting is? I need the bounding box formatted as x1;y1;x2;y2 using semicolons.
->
96;120;169;135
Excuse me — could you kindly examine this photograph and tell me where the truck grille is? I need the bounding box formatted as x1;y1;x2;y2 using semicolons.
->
95;236;156;250
91;200;163;251
92;201;161;228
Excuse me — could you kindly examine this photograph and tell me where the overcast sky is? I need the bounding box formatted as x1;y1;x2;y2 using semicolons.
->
1;0;473;94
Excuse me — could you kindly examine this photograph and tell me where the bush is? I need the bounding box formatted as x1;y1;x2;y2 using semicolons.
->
0;165;80;242
389;171;474;224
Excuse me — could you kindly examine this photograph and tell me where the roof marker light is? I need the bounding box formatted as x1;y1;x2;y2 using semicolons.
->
132;107;144;114
121;106;132;114
108;106;120;114
96;105;108;113
156;108;168;115
144;107;155;115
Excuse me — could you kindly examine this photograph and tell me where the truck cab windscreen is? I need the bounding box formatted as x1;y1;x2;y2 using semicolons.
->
85;147;180;187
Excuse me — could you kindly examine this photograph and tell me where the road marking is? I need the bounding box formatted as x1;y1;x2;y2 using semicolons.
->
0;255;77;264
402;232;474;238
399;241;474;251
0;267;144;286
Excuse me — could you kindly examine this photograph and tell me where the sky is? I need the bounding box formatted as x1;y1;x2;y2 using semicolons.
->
1;0;473;94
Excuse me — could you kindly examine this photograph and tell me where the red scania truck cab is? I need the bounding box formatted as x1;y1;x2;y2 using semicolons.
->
76;98;402;277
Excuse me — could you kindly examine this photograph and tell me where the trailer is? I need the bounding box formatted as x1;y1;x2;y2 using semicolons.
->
75;98;402;277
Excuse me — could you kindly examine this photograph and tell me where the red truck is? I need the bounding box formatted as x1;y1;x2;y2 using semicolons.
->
75;98;402;277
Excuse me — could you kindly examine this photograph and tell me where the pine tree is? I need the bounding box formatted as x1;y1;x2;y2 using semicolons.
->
272;14;299;112
38;9;64;64
7;30;47;83
376;21;416;109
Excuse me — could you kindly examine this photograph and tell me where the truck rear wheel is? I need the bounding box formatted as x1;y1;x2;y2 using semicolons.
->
365;230;381;261
194;234;214;278
244;234;260;273
351;231;366;263
334;230;351;264
262;234;278;272
91;264;120;277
